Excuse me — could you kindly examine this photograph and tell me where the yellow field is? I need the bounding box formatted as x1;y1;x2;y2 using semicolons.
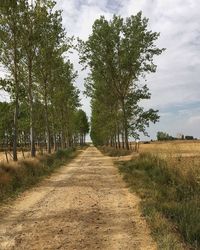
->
138;140;200;156
135;140;200;174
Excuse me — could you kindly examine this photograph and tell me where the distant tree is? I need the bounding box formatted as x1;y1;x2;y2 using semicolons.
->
157;131;175;141
74;110;89;145
50;59;80;149
157;131;167;141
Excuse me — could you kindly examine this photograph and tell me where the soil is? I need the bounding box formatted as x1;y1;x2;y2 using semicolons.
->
0;146;156;250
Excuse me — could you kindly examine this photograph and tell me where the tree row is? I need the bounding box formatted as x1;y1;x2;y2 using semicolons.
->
0;0;89;161
79;13;164;149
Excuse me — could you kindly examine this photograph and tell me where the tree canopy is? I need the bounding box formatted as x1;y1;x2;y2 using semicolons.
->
0;0;89;161
79;13;164;148
0;4;164;158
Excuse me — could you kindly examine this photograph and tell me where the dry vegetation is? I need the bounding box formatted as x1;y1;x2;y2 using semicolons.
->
138;140;200;177
118;140;200;250
98;146;132;157
0;148;58;163
139;140;200;157
0;148;80;204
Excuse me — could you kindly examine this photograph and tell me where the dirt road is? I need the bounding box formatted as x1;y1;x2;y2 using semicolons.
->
0;147;156;250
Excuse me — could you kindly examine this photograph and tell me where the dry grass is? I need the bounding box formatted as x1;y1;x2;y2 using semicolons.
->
98;146;131;157
118;140;200;249
0;148;78;204
0;151;30;162
0;148;58;163
136;140;200;175
138;140;200;156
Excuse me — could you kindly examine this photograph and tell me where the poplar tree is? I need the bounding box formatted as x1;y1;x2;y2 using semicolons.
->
19;0;40;157
0;1;22;160
79;13;164;149
34;0;68;153
0;0;89;160
75;109;89;145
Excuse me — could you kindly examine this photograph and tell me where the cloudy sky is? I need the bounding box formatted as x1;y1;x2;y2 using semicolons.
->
55;0;200;140
1;0;200;140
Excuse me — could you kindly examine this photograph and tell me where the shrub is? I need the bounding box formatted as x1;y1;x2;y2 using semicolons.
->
99;146;131;157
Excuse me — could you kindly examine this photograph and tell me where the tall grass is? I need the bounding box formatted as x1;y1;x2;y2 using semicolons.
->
118;153;200;249
0;148;77;203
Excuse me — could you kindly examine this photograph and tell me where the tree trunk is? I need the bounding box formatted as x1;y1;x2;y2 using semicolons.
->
13;33;19;161
53;134;57;152
28;59;36;157
52;110;58;151
114;133;117;149
61;131;65;149
13;99;18;161
117;127;120;149
61;109;66;149
44;80;51;154
5;135;9;163
21;134;25;159
121;99;129;150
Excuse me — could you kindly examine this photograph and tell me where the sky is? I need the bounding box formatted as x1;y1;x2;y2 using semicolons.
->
1;0;200;140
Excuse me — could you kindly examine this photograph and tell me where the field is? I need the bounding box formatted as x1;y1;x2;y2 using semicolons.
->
138;140;200;156
119;140;200;249
135;140;200;175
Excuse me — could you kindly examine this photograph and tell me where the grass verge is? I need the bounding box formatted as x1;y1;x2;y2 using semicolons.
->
0;147;81;204
98;146;131;157
117;153;200;250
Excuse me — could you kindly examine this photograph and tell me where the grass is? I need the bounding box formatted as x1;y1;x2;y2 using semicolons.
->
118;152;200;250
98;145;131;157
137;140;200;157
0;147;80;204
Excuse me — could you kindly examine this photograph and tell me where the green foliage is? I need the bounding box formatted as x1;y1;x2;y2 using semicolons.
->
55;147;75;159
157;131;174;141
118;154;200;249
75;109;89;134
99;146;131;157
0;0;88;158
0;102;13;142
74;109;89;145
79;13;164;149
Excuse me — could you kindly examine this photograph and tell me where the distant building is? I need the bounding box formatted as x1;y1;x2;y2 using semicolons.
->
176;133;184;140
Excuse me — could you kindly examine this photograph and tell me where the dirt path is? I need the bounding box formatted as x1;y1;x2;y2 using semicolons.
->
0;146;156;250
